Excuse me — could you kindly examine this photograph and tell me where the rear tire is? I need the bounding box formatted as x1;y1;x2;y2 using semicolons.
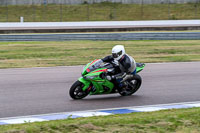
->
119;74;142;96
69;80;89;100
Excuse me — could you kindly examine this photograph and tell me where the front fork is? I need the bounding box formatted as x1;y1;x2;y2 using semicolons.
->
78;77;91;91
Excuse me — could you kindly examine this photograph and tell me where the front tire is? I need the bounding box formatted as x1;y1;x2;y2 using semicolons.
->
119;74;142;96
69;80;89;100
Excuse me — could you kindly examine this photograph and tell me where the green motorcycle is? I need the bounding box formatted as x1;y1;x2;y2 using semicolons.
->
69;59;145;99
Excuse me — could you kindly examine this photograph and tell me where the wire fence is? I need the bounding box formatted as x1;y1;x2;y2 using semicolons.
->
0;0;200;22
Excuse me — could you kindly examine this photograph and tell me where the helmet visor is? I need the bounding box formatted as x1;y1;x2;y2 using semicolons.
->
112;50;122;58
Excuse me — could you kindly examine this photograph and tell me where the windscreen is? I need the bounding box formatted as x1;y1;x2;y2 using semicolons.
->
87;60;104;72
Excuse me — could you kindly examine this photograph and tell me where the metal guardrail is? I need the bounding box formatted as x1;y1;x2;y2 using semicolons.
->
1;1;200;22
0;32;200;41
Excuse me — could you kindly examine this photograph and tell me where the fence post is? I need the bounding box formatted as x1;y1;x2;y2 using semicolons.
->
20;16;24;23
114;7;117;20
6;0;8;22
141;0;144;20
168;0;171;20
32;0;36;22
87;3;90;21
60;1;63;22
42;0;47;22
195;0;198;19
110;8;112;20
198;0;200;18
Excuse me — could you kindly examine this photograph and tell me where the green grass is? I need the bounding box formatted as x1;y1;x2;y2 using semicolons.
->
0;2;200;22
0;107;200;133
0;40;200;68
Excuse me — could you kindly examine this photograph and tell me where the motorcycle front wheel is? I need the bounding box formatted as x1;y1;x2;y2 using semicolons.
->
119;74;142;96
69;80;89;100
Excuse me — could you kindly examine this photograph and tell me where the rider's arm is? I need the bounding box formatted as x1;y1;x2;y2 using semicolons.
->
101;55;114;63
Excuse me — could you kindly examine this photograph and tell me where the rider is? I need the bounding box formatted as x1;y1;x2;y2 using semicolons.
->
101;45;136;86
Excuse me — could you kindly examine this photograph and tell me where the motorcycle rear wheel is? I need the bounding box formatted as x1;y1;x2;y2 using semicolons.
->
69;80;89;99
119;74;142;96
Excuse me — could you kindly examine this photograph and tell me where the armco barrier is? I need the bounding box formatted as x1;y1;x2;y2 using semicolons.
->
0;32;200;41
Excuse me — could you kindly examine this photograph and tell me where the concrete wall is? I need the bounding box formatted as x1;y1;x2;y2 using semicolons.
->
0;0;199;5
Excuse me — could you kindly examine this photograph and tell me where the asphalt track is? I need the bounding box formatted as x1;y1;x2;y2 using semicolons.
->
0;62;200;118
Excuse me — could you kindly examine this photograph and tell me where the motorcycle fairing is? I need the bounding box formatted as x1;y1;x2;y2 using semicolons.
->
79;67;114;95
136;63;145;73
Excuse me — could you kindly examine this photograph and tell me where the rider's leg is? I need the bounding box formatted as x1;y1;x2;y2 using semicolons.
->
131;69;136;75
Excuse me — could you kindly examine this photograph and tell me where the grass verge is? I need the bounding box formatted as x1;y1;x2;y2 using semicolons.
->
0;2;200;22
0;40;200;68
0;107;200;133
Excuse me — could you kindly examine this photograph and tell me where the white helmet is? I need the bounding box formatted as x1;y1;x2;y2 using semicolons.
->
112;45;125;61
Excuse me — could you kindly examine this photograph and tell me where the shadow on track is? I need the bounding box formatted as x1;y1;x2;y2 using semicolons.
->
69;94;143;102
